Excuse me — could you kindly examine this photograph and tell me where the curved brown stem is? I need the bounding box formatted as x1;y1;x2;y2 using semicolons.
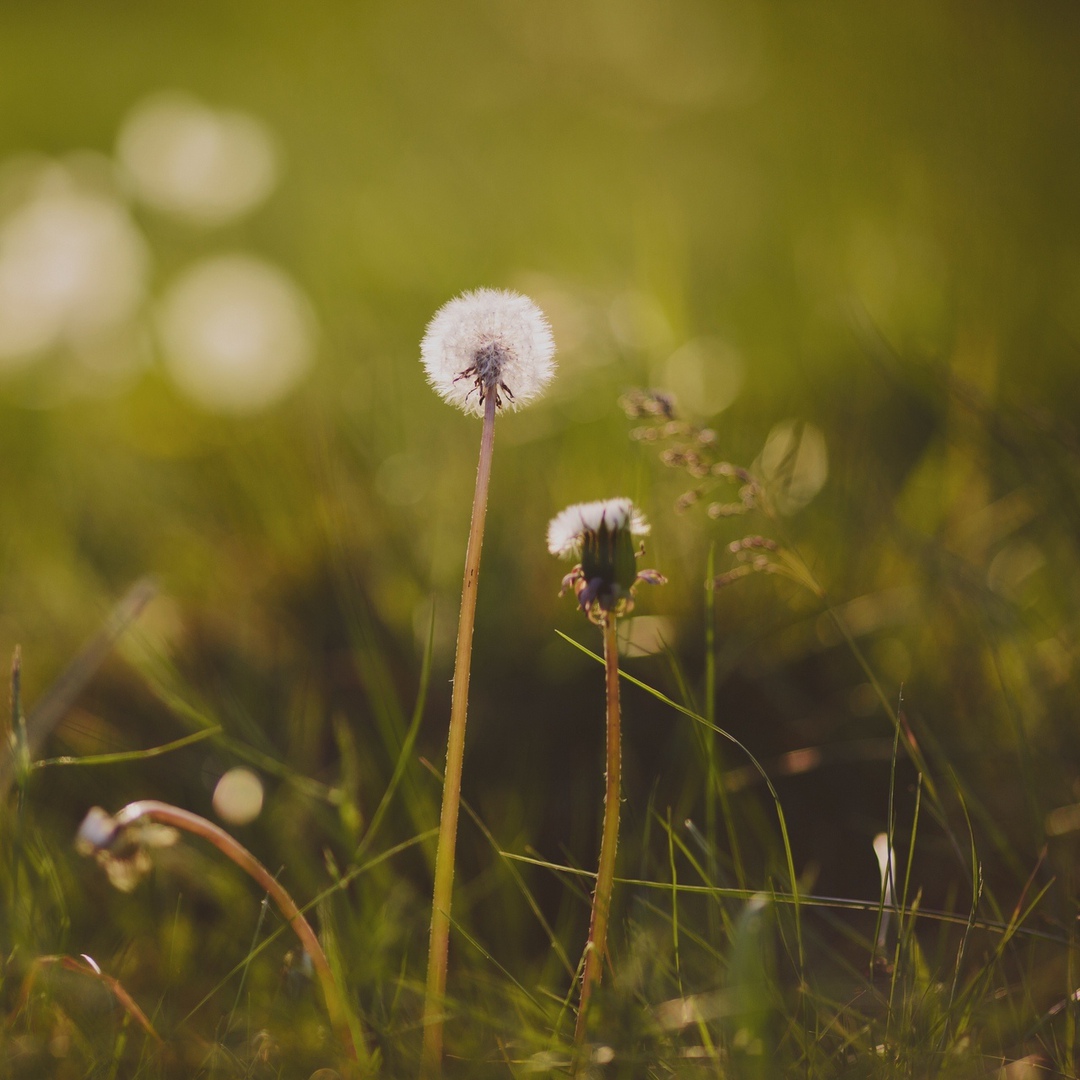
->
111;800;369;1076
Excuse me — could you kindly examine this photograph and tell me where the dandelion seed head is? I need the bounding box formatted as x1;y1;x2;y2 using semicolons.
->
421;287;555;416
548;497;663;622
546;497;649;559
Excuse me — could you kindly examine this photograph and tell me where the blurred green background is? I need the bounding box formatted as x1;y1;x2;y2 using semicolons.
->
3;0;1080;1069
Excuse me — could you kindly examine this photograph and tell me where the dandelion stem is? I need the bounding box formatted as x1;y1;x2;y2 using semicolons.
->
422;390;498;1077
109;800;367;1075
574;612;622;1052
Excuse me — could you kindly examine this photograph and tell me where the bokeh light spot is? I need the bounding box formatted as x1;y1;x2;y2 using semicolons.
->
157;254;317;412
212;767;264;826
616;615;675;658
757;420;828;515
663;337;744;416
0;164;148;370
117;91;279;226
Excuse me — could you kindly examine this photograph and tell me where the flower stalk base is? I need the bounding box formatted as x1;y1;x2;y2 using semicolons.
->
574;613;622;1053
421;390;498;1077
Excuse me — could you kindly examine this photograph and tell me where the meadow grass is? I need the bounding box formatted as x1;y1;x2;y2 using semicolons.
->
2;387;1078;1080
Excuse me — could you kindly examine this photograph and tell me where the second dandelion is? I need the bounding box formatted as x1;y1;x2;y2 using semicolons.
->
420;288;555;1077
547;497;666;1051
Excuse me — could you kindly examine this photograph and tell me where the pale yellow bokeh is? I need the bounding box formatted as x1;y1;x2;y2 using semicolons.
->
756;419;828;515
212;767;265;826
157;254;317;412
616;615;675;658
663;337;744;417
117;91;279;226
0;163;148;370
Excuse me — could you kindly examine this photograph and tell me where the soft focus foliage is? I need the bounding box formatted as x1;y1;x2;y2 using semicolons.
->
2;1;1080;1076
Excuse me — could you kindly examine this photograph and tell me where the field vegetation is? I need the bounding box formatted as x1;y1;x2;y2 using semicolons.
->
2;3;1080;1076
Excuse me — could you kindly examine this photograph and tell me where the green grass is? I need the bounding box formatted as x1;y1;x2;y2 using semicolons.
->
1;5;1079;1074
4;384;1080;1078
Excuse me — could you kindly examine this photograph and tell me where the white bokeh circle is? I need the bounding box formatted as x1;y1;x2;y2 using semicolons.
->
117;91;279;226
157;254;316;412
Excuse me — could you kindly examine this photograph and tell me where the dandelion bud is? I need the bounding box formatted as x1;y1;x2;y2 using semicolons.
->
548;498;665;621
420;287;555;416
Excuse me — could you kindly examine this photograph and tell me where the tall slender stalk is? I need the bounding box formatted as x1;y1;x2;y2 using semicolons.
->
574;612;622;1050
422;391;498;1077
419;287;555;1075
85;799;368;1075
547;496;663;1060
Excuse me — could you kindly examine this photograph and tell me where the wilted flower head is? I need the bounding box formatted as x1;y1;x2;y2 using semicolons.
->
421;287;555;416
76;806;178;893
548;498;665;622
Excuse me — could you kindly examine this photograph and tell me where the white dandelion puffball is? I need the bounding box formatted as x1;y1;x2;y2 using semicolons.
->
547;497;649;559
421;287;555;416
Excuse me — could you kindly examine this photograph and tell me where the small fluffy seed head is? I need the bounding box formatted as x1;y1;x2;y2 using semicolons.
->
421;287;555;416
548;498;662;622
546;497;649;559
